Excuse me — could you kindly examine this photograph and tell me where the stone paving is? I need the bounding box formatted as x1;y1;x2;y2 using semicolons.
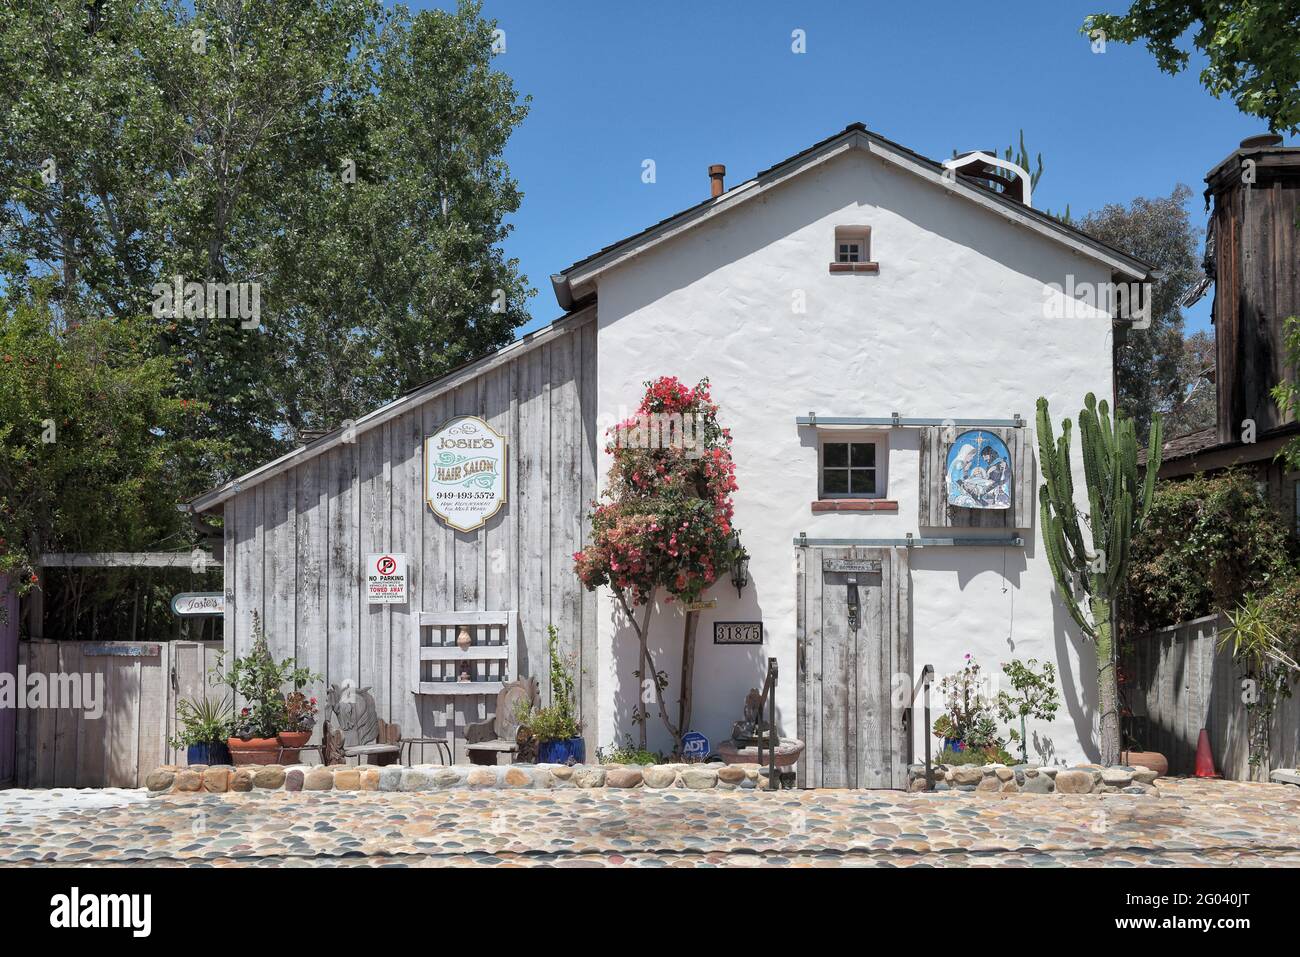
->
1;777;1299;867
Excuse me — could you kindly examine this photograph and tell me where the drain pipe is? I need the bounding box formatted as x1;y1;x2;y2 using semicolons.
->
922;664;935;791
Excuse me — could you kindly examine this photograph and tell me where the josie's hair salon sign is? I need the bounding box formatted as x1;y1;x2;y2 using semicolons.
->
424;415;508;532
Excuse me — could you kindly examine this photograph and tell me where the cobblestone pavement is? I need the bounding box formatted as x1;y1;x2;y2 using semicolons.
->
2;777;1299;867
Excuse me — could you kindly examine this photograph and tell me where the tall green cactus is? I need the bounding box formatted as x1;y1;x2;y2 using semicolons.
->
1037;393;1161;765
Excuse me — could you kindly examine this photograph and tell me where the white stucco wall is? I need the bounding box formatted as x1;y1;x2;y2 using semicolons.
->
591;147;1115;767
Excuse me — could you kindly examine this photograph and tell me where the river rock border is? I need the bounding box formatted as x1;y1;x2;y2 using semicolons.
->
144;761;772;795
909;763;1161;795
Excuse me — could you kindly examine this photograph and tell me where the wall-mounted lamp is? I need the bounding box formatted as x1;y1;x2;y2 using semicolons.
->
729;530;750;598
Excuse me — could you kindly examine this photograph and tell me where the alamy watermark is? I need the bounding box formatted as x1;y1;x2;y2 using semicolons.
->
151;276;261;329
0;668;105;719
604;410;705;458
1042;276;1151;329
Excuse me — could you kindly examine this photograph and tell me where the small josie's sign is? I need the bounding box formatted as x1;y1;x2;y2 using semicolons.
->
424;416;507;532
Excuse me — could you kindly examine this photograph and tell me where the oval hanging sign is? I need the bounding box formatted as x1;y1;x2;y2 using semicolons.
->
171;592;225;617
424;415;508;532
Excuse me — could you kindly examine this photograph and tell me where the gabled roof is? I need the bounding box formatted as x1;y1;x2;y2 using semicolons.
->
187;304;595;514
551;122;1157;309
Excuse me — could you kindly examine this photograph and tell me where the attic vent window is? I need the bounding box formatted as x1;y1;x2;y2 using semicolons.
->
830;226;878;274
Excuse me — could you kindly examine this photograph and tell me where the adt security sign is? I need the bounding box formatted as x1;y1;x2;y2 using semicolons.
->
366;553;407;605
681;731;710;760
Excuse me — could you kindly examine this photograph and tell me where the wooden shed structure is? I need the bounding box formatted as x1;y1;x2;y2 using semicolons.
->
189;306;599;762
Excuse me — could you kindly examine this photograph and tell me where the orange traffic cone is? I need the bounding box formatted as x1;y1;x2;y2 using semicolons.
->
1194;729;1220;778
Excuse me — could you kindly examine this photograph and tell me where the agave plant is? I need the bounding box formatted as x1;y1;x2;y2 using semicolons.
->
168;695;233;750
1218;594;1300;674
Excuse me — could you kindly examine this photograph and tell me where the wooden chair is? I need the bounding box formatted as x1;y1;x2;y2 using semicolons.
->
323;683;402;766
465;677;538;765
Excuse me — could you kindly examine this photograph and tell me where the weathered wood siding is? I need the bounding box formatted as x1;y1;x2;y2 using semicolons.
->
796;546;911;789
16;640;222;788
1128;614;1300;780
917;426;1034;529
221;312;599;762
1211;151;1300;442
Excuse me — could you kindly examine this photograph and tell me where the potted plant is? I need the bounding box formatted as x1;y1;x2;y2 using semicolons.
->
216;611;321;766
932;654;997;754
995;658;1061;764
278;690;319;764
518;625;585;764
168;695;234;765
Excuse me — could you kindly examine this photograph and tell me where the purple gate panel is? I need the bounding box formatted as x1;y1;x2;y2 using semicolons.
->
0;575;17;784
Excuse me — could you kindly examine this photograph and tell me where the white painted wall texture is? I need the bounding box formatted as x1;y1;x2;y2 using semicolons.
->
593;148;1115;766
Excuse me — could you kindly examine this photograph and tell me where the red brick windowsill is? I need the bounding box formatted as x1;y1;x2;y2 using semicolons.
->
829;262;879;274
811;499;898;513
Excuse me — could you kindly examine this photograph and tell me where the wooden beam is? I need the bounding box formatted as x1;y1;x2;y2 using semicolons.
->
38;552;220;569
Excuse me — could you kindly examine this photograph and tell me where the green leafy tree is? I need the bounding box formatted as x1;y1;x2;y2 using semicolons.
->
1077;185;1201;436
0;291;205;605
1163;329;1217;436
0;0;532;486
1269;317;1300;470
1082;3;1300;134
1038;394;1161;765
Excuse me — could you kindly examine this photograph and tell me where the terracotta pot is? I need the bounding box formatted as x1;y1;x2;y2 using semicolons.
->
227;736;281;766
1121;750;1169;777
276;731;311;765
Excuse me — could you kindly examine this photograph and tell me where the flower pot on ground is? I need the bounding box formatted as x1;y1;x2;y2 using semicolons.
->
276;731;312;764
276;690;319;763
167;695;234;766
518;625;584;765
1121;750;1169;777
226;736;281;766
538;737;586;764
186;741;231;766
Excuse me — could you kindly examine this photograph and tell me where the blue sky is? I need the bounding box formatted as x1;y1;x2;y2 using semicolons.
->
422;1;1271;337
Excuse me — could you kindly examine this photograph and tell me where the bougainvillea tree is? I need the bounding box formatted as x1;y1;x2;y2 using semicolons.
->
574;377;740;754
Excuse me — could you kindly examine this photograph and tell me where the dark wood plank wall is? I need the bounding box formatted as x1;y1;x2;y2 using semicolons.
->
1214;159;1300;442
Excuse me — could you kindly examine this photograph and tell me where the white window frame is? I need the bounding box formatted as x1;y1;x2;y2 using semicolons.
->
818;432;888;499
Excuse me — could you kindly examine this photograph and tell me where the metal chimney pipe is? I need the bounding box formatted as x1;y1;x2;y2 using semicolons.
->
709;164;726;198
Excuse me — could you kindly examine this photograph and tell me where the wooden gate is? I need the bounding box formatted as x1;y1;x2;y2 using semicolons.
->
15;639;222;788
797;547;911;789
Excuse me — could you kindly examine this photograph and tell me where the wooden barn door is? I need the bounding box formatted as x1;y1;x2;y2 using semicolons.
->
797;547;910;789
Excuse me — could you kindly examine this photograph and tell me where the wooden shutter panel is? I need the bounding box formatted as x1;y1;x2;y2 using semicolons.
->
918;425;1033;530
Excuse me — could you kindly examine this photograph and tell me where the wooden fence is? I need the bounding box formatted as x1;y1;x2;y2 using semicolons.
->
0;577;17;785
14;640;222;788
1128;614;1300;780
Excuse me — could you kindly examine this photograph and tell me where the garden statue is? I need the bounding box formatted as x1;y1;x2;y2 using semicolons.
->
730;687;770;745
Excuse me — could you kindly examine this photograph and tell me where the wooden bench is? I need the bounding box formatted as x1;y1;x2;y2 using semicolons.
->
466;677;538;765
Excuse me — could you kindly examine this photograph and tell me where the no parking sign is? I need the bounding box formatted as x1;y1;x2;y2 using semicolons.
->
366;553;407;604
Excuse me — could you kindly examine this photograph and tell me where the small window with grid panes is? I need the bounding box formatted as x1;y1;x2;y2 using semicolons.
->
821;440;879;497
836;239;863;263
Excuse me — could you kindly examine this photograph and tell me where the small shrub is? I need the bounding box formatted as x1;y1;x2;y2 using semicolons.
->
1126;471;1295;634
937;746;1015;766
596;736;660;765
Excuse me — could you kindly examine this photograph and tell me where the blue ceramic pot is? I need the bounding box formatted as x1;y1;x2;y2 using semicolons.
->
942;737;965;753
537;737;585;765
187;741;232;765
